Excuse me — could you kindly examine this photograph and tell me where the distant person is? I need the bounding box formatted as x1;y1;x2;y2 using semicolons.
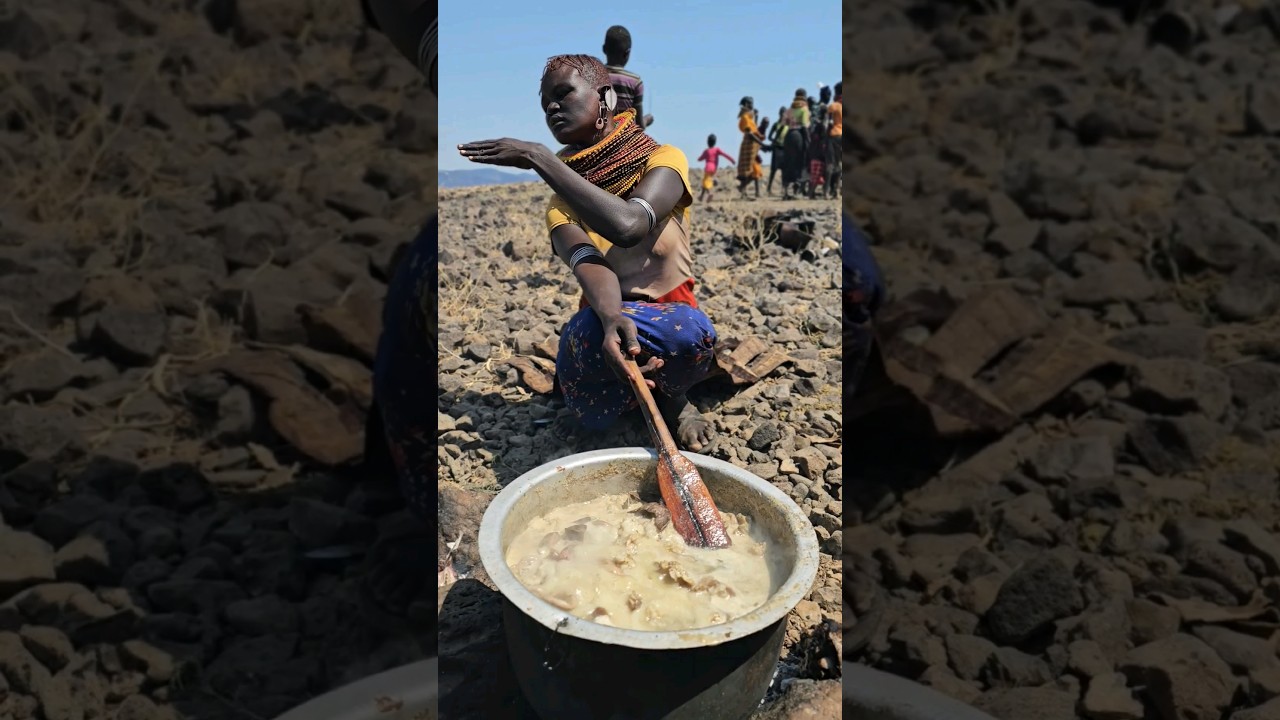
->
815;84;832;126
737;96;765;199
766;105;788;195
458;54;718;450
756;116;770;188
827;82;843;197
697;134;736;203
807;97;828;199
781;89;810;199
603;25;654;128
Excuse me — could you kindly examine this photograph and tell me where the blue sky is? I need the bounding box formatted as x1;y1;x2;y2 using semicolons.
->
438;1;839;172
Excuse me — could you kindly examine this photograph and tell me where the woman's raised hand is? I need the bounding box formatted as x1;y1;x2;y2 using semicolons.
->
457;138;546;170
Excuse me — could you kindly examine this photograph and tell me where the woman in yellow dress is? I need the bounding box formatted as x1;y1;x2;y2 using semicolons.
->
736;97;765;199
457;54;719;450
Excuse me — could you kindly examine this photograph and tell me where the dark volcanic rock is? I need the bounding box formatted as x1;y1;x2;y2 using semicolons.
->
1129;415;1223;475
1062;260;1155;307
0;528;56;599
1107;325;1208;361
2;352;88;402
1028;436;1114;483
985;555;1083;646
224;594;299;636
1171;196;1272;272
1129;359;1232;420
1215;252;1280;321
89;309;168;366
1120;634;1235;720
974;685;1078;720
53;522;136;586
0;405;86;471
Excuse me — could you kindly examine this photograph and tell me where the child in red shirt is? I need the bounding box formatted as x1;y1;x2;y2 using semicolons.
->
696;134;735;203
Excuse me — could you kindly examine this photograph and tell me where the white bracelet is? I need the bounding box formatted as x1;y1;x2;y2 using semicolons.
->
629;197;656;231
569;245;604;270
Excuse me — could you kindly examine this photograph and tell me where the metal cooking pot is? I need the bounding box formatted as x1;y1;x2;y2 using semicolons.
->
479;448;820;720
844;664;997;719
273;658;437;720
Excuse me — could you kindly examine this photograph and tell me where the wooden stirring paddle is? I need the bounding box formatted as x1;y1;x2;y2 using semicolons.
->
623;359;731;548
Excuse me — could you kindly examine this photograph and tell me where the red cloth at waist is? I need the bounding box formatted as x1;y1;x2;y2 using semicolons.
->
578;278;698;311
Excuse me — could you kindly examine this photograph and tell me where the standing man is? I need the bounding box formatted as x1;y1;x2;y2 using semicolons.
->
782;89;810;199
603;25;654;128
815;85;832;127
807;95;828;199
766;105;788;195
737;97;765;199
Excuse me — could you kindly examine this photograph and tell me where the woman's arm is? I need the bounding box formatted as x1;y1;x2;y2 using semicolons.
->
551;224;623;318
456;139;685;248
550;223;663;382
635;99;653;128
527;147;684;249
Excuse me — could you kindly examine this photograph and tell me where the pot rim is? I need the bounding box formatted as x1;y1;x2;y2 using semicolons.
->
272;658;438;720
478;447;821;651
843;664;999;719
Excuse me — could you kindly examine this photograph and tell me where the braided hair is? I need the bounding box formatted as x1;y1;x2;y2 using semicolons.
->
541;54;610;93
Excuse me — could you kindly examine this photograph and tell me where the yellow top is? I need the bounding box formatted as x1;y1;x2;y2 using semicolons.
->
829;100;843;137
545;145;694;300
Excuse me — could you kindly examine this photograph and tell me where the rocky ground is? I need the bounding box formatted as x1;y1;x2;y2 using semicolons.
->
0;3;843;718
845;1;1280;719
436;178;844;718
0;1;440;719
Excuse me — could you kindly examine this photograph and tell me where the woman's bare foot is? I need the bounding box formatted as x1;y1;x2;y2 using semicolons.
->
360;513;435;632
552;411;580;443
658;394;713;451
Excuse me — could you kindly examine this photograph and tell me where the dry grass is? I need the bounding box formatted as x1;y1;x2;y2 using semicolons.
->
1208;312;1280;366
13;51;166;221
437;187;557;397
79;300;236;453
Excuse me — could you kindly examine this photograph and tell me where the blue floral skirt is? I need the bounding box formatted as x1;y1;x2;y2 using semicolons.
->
371;216;437;523
557;302;718;431
844;214;885;395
